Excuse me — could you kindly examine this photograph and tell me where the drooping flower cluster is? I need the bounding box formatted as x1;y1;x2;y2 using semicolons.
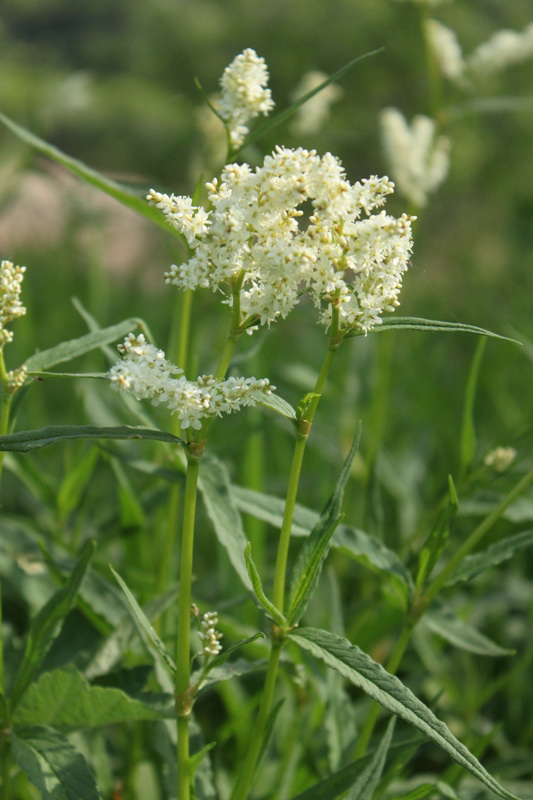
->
199;611;223;657
217;48;274;149
109;333;274;430
380;108;451;207
290;71;343;136
426;19;533;84
149;146;414;334
0;259;26;347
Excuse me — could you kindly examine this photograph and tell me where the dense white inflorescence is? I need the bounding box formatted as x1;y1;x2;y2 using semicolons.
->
467;23;533;79
0;259;26;347
426;19;465;84
380;109;450;207
199;611;223;657
149;146;414;335
484;446;517;472
217;48;274;149
109;333;274;430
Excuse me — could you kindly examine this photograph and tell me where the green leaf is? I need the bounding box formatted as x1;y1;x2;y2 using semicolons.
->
24;318;143;372
289;627;519;800
345;716;396;800
189;742;217;781
110;567;176;675
459;338;486;478
445;529;533;586
233;50;382;154
421;610;514;657
0;424;185;452
11;727;102;800
198;456;252;591
26;371;109;380
11;541;95;709
192;658;266;695
0;110;179;237
57;446;99;521
245;543;287;626
415;476;458;591
287;428;360;625
255;390;297;420
13;668;170;729
347;316;520;345
203;632;265;674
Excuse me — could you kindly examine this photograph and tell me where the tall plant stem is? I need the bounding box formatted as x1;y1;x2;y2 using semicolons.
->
230;311;341;800
175;452;200;800
353;465;533;759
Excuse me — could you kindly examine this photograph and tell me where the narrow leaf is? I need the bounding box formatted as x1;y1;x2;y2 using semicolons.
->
459;338;486;478
189;742;216;779
0;110;178;236
445;529;533;586
0;424;185;452
13;668;170;729
347;317;520;345
245;543;287;627
57;447;99;520
24;318;143;372
421;610;514;657
11;727;102;800
287;428;360;625
110;567;176;675
198;456;252;590
11;541;95;709
203;632;265;674
26;371;109;380
290;627;518;800
255;390;297;420
345;717;396;800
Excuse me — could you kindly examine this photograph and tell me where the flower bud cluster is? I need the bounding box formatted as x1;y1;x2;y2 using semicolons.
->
380;108;451;207
217;48;274;149
109;334;274;430
0;260;26;346
199;611;223;657
150;146;414;334
6;365;27;393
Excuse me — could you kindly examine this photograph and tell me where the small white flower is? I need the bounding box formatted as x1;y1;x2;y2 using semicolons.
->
484;447;517;472
199;611;223;657
109;334;275;431
217;48;274;149
380;108;451;207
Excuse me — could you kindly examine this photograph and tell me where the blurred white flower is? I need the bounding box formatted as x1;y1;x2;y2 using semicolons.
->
149;146;414;335
380;108;451;207
426;19;465;85
467;23;533;79
109;333;274;430
290;71;343;136
217;48;274;149
484;446;517;472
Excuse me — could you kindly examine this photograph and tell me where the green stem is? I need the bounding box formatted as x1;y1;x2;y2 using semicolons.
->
424;465;533;604
230;313;342;800
0;350;11;483
175;453;201;800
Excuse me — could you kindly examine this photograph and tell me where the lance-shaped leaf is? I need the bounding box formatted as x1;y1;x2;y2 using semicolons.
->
421;610;514;657
110;567;176;676
287;428;360;625
245;543;287;627
345;717;396;800
289;627;518;800
445;529;533;586
11;541;95;710
0;110;180;237
24;317;144;373
347;317;520;344
199;456;252;590
13;668;170;729
11;727;102;800
255;390;297;421
0;425;185;452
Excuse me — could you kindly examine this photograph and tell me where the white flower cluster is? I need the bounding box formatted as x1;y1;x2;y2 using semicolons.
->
109;334;274;430
149;146;414;334
426;20;533;84
484;446;517;472
199;611;223;657
380;108;451;207
0;260;26;346
217;48;274;149
290;71;343;136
